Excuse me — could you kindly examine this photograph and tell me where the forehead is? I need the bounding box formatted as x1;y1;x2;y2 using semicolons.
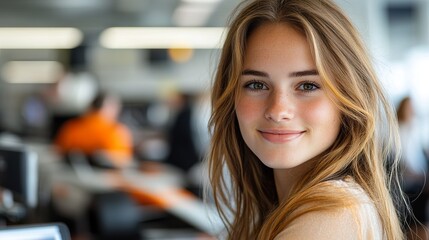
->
243;22;315;73
246;22;307;50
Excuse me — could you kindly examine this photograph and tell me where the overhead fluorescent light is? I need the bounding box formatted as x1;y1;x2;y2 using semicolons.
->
2;61;64;84
99;27;227;49
0;28;83;49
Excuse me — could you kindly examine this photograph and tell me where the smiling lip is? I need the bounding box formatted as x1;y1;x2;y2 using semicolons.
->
259;129;305;143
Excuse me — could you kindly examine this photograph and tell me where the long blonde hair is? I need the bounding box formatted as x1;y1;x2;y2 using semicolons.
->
207;0;405;239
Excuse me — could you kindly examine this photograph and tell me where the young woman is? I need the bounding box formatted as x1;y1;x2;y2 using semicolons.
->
207;0;406;239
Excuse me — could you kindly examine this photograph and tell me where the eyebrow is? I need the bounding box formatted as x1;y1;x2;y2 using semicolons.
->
241;69;269;77
289;69;318;77
241;69;319;78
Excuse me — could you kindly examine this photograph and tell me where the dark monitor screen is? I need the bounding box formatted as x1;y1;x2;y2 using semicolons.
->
0;145;38;208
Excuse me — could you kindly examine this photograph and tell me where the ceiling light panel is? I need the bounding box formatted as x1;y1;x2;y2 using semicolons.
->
2;61;64;84
0;28;83;49
99;27;227;49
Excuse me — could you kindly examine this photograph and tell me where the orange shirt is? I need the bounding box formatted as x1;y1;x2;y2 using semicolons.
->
55;112;133;167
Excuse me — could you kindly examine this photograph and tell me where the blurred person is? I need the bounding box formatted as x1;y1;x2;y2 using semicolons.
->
206;0;407;239
165;92;211;195
397;96;429;239
165;93;198;172
54;92;133;169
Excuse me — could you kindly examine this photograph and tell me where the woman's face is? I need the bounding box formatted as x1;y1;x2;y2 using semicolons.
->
235;23;341;170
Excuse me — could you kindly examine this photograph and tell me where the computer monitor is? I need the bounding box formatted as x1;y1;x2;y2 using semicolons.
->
0;223;70;240
0;145;38;208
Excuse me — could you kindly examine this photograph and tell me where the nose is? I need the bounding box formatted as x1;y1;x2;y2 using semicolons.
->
264;90;294;122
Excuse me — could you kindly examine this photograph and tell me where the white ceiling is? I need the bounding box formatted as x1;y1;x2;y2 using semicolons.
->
0;0;241;46
0;0;422;29
0;0;240;28
0;0;422;49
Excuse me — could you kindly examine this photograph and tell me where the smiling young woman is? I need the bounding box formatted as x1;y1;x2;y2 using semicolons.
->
206;0;407;239
236;23;341;174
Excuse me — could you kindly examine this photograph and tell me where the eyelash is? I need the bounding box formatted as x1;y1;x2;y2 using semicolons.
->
243;80;268;91
243;80;320;93
297;81;320;92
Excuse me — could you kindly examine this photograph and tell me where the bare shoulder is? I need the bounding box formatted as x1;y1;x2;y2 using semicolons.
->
274;179;384;240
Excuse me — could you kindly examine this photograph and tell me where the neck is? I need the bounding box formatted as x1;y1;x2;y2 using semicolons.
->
274;169;301;202
274;160;313;202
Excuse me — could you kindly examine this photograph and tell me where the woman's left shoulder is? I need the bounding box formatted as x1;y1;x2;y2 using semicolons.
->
325;178;380;217
323;177;384;238
274;178;384;240
327;177;374;204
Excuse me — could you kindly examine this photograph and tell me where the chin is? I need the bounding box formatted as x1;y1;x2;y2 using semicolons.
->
257;152;318;170
259;159;305;170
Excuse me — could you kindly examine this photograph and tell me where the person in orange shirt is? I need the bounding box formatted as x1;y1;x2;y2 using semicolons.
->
54;92;133;168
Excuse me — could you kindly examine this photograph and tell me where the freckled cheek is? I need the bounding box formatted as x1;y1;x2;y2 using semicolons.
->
303;101;341;130
235;97;262;123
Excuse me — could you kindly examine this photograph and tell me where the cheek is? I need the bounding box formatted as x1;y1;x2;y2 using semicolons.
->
235;97;261;123
304;100;341;131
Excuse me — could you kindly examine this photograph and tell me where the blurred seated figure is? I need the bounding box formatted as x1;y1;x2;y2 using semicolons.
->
165;92;211;196
397;96;429;239
54;92;133;169
165;93;199;173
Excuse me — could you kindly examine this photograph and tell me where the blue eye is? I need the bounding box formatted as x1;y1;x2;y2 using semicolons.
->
245;81;268;90
297;82;319;92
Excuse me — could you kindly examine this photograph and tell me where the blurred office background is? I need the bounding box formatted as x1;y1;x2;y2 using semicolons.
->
0;0;428;239
0;0;428;143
